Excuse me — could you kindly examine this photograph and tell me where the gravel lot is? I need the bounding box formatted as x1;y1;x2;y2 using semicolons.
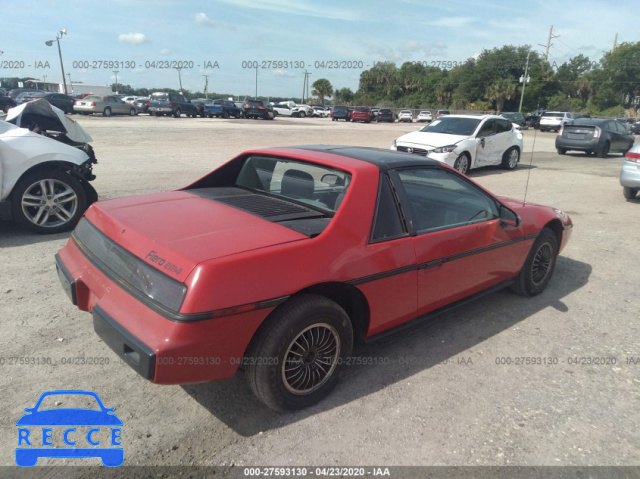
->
1;115;639;472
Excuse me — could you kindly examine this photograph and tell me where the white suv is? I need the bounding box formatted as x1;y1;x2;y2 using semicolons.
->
398;110;413;122
539;111;573;132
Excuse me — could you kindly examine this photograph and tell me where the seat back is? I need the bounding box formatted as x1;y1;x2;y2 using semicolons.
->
281;169;314;198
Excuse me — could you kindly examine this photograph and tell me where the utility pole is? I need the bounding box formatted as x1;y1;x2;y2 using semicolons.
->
518;52;531;113
301;70;311;103
175;67;183;93
612;33;618;52
203;74;210;99
255;66;258;99
541;25;559;62
112;70;119;94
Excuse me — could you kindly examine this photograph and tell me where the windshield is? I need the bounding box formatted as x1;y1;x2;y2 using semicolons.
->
420;117;481;136
235;156;351;213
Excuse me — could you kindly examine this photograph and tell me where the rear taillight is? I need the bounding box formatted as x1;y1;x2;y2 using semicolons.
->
244;104;250;108
626;151;640;163
593;126;601;139
90;102;96;107
145;101;150;106
169;101;174;107
258;105;264;109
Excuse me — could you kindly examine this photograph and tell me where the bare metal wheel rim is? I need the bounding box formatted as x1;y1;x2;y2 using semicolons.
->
531;242;553;286
509;149;519;167
21;179;78;228
282;323;340;395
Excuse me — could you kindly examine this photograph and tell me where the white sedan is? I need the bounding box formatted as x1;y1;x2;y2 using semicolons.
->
391;114;523;175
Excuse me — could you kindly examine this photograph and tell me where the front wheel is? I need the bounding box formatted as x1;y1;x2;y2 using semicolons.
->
103;107;111;117
557;148;566;155
623;187;638;199
454;153;470;175
510;228;558;296
173;108;181;118
245;294;353;411
11;169;88;234
502;147;520;169
129;108;136;116
299;112;306;118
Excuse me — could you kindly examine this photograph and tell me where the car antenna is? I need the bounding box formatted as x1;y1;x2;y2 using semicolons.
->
522;127;538;206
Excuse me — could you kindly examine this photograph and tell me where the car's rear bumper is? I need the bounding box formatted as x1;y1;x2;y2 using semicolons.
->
555;137;599;151
73;106;101;113
55;243;273;385
620;160;640;188
148;107;172;113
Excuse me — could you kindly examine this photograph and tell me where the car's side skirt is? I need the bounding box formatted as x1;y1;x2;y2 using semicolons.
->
362;278;514;344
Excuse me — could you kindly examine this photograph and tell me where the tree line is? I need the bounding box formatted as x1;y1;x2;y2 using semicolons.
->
317;42;640;117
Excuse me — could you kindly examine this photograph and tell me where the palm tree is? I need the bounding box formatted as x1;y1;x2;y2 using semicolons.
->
486;79;517;112
311;78;333;104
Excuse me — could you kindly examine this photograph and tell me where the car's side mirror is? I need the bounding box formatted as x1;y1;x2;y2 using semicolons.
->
321;174;340;186
499;205;520;227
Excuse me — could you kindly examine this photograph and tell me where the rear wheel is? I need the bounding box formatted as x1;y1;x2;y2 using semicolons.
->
222;110;229;119
454;153;470;175
502;147;520;169
510;228;558;296
245;294;353;411
129;108;136;116
598;142;610;158
557;148;566;155
623;187;638;199
173;108;181;118
103;107;111;117
299;112;306;118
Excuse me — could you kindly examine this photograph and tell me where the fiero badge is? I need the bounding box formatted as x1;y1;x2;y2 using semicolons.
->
16;390;123;467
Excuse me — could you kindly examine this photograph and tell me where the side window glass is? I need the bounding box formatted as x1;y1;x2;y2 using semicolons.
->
371;174;406;242
496;119;511;133
478;120;495;136
397;168;499;234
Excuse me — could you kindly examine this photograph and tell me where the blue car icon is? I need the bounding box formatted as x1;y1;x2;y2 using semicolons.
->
16;390;123;467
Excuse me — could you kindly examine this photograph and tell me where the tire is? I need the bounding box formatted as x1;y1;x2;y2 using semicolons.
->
245;294;353;411
129;108;136;116
509;228;558;296
540;128;546;132
584;150;592;156
103;107;111;117
557;148;566;155
222;110;229;119
502;147;520;169
454;153;470;175
267;111;275;120
598;142;610;158
299;112;306;118
208;114;213;118
11;169;88;234
623;187;638;199
173;108;181;118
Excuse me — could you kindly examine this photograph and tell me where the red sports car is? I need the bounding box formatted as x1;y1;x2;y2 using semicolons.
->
56;146;572;411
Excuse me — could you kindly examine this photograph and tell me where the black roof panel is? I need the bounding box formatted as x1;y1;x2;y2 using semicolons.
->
289;145;442;171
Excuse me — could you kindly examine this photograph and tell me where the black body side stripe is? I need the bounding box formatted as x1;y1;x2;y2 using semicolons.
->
349;233;538;286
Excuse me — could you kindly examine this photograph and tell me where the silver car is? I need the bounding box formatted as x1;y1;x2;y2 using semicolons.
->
74;95;137;117
621;143;640;199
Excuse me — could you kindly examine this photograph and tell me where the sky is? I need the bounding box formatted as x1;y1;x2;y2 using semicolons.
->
0;0;636;100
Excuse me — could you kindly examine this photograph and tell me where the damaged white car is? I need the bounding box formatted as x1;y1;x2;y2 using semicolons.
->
0;99;97;234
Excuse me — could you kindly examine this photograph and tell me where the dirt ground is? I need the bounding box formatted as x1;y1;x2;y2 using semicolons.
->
1;115;639;473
